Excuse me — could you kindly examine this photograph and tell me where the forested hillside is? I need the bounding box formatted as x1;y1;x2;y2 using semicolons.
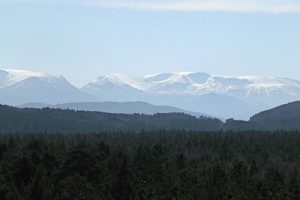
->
0;105;222;133
250;101;300;130
1;131;300;199
224;101;300;131
1;104;300;199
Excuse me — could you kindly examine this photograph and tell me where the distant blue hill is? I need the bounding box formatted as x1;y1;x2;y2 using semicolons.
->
19;101;214;118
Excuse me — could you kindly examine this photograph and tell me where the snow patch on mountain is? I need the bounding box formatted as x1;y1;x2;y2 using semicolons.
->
84;72;300;98
0;68;97;105
2;69;300;120
82;72;300;119
0;69;48;88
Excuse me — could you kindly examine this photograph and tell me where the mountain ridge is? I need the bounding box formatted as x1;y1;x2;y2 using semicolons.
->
0;104;223;133
82;72;300;119
224;101;300;131
3;101;300;132
2;68;300;119
0;69;97;105
19;101;212;118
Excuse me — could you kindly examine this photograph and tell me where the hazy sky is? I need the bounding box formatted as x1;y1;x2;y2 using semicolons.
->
1;0;300;87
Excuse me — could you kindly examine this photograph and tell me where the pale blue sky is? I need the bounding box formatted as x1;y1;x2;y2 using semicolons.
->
1;0;300;86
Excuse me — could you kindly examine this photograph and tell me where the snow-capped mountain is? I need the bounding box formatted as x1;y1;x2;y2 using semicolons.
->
82;72;300;119
2;69;299;120
0;69;96;105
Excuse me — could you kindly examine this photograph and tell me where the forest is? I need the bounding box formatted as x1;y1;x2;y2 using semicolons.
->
2;102;300;133
0;131;300;200
0;105;222;133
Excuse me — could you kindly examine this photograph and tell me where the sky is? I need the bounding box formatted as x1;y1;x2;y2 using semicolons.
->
0;0;300;87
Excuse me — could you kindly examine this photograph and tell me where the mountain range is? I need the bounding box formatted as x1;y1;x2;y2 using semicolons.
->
20;101;208;118
1;68;300;119
2;101;300;132
0;105;223;133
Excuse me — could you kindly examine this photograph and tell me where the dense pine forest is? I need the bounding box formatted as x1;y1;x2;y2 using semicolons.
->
1;131;300;200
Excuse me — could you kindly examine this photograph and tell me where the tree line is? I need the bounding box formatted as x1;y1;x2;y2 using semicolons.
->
0;105;222;133
0;131;300;199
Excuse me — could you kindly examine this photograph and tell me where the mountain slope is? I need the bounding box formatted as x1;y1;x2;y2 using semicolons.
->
82;72;300;119
0;69;97;105
222;101;300;131
82;72;300;99
2;69;300;120
0;105;223;133
250;101;300;130
20;101;209;117
8;101;300;132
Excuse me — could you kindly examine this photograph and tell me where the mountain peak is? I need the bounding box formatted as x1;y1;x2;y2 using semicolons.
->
2;69;300;120
82;72;300;119
2;68;48;78
0;68;97;105
0;68;53;88
84;71;300;96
